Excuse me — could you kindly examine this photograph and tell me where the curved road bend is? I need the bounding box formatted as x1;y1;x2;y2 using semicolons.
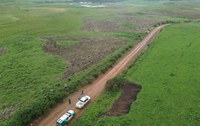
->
31;25;167;126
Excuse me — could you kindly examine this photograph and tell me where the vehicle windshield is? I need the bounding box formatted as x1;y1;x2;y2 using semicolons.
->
67;112;71;116
80;97;88;102
66;112;72;117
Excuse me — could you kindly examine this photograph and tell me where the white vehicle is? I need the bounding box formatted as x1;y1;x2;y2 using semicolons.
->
56;110;75;126
76;96;91;109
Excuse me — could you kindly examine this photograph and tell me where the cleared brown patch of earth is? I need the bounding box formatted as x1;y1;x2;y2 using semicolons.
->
0;48;7;56
83;17;160;33
42;37;126;78
105;82;142;116
0;105;16;120
146;9;200;20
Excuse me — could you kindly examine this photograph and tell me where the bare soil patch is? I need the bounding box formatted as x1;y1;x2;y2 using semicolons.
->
83;16;159;33
43;37;126;78
0;105;16;121
0;48;7;56
143;4;200;20
105;82;142;116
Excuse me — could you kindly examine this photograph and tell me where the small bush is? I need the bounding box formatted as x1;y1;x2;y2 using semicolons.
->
105;76;126;92
92;71;99;78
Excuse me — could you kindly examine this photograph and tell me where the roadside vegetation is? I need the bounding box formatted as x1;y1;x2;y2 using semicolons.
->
71;22;200;126
0;0;200;125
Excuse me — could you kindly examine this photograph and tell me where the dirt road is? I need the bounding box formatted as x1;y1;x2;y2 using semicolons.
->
31;25;166;126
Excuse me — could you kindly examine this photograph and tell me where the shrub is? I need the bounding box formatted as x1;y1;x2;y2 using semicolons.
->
105;76;126;92
92;71;99;78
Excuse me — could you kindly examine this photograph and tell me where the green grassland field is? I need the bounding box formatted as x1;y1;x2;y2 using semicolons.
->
0;0;200;125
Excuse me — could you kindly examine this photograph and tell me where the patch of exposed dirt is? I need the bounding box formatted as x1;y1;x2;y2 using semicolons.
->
83;17;159;33
0;48;7;56
143;4;200;20
146;9;200;20
105;83;142;116
84;19;120;32
0;105;16;120
42;37;126;78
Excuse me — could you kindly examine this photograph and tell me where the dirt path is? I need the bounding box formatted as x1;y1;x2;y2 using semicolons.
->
31;25;166;126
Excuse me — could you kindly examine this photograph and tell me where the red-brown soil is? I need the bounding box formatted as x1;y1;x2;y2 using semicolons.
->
42;37;126;78
105;83;142;116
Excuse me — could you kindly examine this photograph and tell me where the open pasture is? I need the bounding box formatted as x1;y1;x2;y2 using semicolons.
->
0;0;200;125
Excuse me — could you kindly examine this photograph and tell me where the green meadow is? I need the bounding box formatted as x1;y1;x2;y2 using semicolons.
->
0;0;200;125
71;22;200;126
